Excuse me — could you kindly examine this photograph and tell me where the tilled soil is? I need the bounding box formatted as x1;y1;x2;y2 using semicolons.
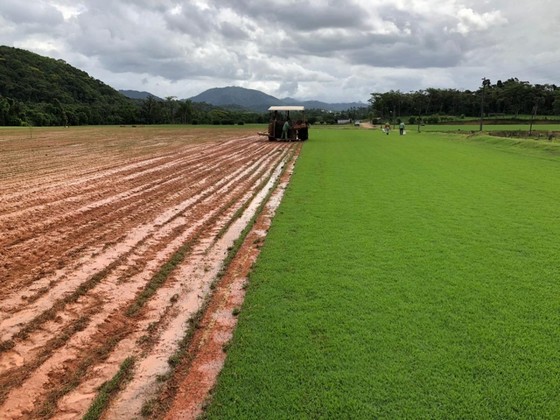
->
0;126;300;419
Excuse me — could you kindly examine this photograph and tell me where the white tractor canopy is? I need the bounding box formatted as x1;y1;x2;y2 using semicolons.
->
268;106;305;111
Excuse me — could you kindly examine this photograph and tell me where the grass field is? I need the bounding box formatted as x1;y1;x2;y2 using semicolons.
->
420;123;560;133
205;127;560;418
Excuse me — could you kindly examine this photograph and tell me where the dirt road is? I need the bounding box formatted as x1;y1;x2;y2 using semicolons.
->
0;126;300;419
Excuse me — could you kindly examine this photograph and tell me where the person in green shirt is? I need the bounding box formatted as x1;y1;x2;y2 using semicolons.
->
281;118;291;140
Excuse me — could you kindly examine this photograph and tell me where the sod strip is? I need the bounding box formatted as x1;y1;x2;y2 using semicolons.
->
82;357;136;420
205;128;560;418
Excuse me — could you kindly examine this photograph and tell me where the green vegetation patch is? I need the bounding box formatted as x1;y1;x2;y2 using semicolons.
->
421;123;560;133
83;357;135;420
205;128;560;418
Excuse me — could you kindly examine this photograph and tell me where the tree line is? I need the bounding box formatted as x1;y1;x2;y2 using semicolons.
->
0;92;369;127
369;79;560;123
4;46;558;128
0;46;368;127
136;97;371;126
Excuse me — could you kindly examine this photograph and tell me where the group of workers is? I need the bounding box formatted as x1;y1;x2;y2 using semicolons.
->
270;111;308;141
383;121;406;135
270;111;409;141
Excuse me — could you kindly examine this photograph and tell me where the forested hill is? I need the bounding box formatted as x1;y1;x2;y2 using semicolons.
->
0;45;136;125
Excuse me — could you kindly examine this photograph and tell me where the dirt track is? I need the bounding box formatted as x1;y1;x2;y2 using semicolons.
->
0;126;300;419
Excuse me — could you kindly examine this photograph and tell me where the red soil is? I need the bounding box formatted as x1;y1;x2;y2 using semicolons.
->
0;126;300;419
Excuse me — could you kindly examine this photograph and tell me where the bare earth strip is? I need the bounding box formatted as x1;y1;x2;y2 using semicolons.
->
0;126;299;419
162;140;299;420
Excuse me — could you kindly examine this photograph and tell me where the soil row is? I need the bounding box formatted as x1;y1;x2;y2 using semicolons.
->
0;127;298;419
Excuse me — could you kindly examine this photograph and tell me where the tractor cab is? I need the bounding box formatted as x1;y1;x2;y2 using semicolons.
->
266;106;309;141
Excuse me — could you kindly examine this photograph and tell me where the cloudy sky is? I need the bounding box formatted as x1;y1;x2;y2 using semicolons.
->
1;0;559;103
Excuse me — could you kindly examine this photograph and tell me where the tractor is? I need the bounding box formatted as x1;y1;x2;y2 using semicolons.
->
263;106;309;141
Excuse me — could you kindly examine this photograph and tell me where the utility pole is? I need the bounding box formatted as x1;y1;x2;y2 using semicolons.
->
479;77;490;131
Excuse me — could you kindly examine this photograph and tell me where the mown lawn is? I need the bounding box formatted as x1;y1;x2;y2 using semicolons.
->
420;123;560;133
205;127;560;418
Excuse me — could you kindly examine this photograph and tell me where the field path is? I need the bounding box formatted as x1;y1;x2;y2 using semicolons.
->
0;126;300;419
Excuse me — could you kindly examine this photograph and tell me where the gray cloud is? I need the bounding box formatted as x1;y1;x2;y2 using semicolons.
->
206;0;368;30
1;1;558;103
0;0;63;26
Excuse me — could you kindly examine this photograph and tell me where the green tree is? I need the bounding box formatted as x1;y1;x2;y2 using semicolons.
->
140;96;164;124
0;96;10;125
178;100;193;124
165;96;177;123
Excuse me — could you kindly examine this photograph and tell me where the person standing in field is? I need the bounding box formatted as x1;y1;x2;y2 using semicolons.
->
281;118;291;140
399;121;405;135
384;122;390;135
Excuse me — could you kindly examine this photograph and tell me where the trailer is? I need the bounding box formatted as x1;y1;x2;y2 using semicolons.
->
263;105;309;141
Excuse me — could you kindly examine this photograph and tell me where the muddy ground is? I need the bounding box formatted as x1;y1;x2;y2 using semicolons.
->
0;126;300;419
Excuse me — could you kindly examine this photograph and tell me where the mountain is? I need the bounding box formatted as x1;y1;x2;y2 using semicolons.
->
119;90;162;100
282;97;367;112
0;45;365;127
0;45;135;125
124;87;366;112
189;86;366;112
0;46;130;106
189;86;283;111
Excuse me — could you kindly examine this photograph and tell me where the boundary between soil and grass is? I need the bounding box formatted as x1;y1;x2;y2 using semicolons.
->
139;144;300;418
203;127;560;418
80;144;300;419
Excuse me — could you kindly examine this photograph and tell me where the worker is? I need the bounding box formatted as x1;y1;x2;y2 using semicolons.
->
281;118;291;140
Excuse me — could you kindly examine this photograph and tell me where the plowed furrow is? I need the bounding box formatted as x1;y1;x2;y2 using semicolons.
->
67;146;297;420
0;137;250;236
0;132;295;418
0;140;285;334
0;139;279;293
0;131;241;207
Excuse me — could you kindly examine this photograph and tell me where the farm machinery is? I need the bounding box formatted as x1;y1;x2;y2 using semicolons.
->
260;106;309;141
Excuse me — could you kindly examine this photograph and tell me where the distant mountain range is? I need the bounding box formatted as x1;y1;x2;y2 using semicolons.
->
120;86;366;112
119;90;162;101
189;86;367;112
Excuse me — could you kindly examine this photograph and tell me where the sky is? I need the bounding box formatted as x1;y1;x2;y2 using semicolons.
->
1;0;559;103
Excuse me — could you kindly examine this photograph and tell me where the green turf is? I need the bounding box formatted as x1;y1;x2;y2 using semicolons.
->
420;123;560;133
205;128;560;418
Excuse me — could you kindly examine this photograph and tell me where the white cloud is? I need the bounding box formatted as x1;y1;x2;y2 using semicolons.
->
0;1;558;103
452;8;507;34
50;1;87;20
